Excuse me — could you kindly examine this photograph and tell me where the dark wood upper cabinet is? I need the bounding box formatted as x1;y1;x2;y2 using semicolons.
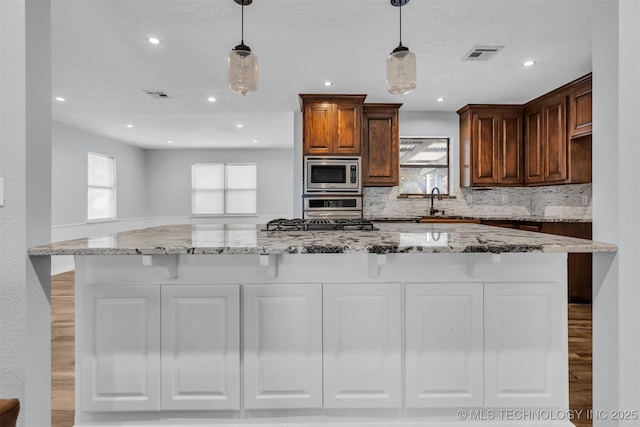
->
458;105;523;187
568;75;593;138
567;74;592;184
461;74;592;187
543;96;568;183
524;104;544;184
472;111;498;185
362;104;401;186
525;94;568;185
499;109;525;184
300;94;366;155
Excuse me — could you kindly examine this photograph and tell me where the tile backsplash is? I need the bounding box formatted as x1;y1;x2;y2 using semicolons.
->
363;183;592;220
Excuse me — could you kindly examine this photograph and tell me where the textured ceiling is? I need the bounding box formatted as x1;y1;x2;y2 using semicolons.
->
52;0;592;149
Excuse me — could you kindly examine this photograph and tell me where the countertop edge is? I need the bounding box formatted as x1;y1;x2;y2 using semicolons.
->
29;245;618;257
27;223;617;257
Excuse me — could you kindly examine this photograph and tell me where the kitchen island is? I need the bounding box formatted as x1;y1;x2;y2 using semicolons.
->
30;223;616;427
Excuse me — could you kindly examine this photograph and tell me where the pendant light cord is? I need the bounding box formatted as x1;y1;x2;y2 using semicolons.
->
241;1;245;44
399;1;402;45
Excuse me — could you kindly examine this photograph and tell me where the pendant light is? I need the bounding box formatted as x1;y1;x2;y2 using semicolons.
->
228;0;258;95
386;0;416;95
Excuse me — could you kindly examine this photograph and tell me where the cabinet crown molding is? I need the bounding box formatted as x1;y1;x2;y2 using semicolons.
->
299;94;367;111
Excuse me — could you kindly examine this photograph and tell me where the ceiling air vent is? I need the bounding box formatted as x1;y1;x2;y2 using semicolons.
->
462;45;504;61
143;90;171;99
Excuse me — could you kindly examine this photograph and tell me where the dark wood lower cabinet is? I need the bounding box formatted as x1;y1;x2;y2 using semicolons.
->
482;220;592;303
566;253;592;303
539;222;592;304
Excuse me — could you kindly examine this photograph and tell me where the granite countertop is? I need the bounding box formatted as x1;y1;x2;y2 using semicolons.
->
28;223;616;256
367;215;591;223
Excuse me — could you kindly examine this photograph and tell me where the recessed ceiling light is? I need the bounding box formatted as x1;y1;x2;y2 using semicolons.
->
436;97;445;102
207;97;216;102
55;96;66;102
147;37;161;45
126;124;133;128
236;124;243;128
324;81;333;87
167;140;173;144
253;139;258;143
523;60;536;67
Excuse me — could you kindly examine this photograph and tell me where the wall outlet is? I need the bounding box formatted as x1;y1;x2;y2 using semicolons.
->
581;195;589;206
502;194;508;203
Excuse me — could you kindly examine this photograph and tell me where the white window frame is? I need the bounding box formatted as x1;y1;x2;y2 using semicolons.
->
191;163;257;216
399;137;450;196
87;152;117;222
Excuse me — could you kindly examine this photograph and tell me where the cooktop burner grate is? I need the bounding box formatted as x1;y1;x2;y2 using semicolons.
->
266;218;377;231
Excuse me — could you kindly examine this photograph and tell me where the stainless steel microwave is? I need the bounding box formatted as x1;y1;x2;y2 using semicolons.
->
304;156;361;194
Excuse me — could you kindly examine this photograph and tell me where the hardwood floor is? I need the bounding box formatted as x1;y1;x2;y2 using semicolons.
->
51;271;75;427
568;303;593;427
51;272;593;427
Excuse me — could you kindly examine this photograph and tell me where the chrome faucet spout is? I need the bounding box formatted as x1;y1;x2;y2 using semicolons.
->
431;187;441;199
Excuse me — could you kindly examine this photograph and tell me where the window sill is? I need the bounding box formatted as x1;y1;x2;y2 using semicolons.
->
190;214;259;218
86;218;119;224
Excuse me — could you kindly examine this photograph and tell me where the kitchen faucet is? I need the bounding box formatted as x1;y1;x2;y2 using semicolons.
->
429;187;443;216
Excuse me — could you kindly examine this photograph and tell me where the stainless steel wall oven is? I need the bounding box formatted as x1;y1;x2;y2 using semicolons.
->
303;156;362;218
304;156;361;194
303;195;362;219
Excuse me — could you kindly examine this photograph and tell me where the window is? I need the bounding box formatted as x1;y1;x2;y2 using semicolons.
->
399;137;449;195
87;153;116;221
192;163;257;215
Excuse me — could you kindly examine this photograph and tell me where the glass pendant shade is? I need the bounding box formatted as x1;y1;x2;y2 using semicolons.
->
228;44;258;95
386;45;416;95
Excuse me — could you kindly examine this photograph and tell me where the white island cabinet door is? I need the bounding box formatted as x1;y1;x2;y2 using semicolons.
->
78;285;160;412
405;283;484;408
161;285;240;410
484;282;567;408
323;283;402;408
243;283;323;409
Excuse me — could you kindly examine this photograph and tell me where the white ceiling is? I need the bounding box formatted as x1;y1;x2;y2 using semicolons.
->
52;0;592;149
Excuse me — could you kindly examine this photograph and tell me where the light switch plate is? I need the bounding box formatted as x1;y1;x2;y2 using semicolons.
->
0;177;4;207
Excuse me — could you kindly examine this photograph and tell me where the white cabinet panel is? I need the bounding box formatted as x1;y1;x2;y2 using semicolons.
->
405;283;484;408
323;283;401;408
484;282;566;408
79;285;160;412
161;285;240;410
243;283;322;409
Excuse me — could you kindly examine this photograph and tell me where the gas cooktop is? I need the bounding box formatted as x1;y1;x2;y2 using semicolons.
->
266;218;377;231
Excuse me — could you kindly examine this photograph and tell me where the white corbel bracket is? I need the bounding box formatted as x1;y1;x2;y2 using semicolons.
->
260;254;278;278
367;253;387;278
142;254;178;279
465;253;502;277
